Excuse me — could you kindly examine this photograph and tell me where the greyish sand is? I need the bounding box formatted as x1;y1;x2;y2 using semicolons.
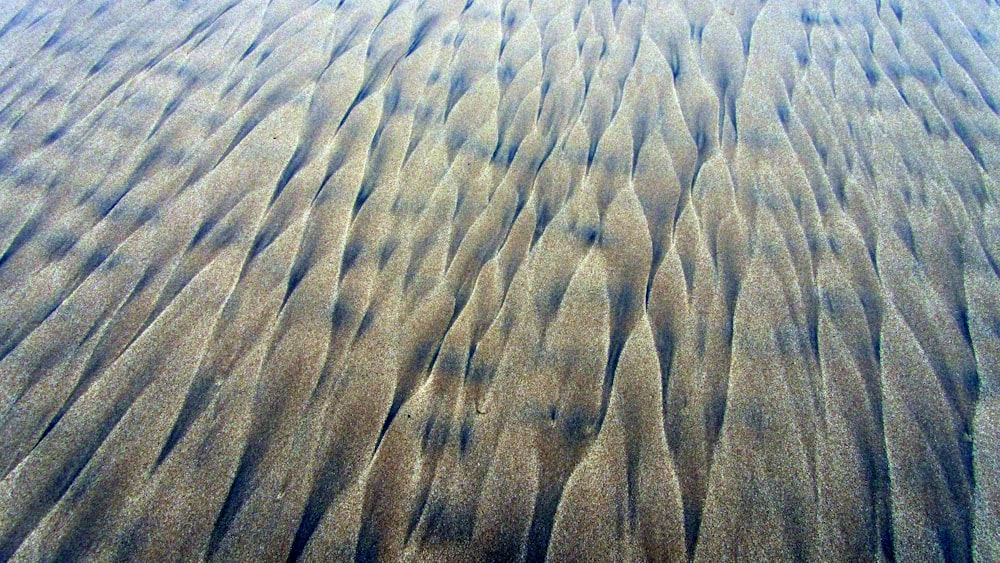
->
0;0;998;560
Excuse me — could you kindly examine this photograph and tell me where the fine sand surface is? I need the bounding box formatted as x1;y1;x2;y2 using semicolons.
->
0;0;998;560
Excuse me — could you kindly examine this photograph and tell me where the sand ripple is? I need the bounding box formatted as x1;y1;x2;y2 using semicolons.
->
0;0;997;560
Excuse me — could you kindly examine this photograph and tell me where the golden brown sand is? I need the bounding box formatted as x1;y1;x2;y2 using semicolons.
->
0;0;997;560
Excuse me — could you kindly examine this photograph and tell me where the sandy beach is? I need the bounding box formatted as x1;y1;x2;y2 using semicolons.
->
0;0;997;560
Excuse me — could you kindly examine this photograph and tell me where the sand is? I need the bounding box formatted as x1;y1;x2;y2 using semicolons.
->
0;0;997;560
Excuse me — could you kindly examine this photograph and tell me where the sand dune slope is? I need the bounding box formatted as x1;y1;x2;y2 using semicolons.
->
0;0;997;560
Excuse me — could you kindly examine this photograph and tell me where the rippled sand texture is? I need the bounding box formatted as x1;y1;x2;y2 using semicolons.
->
0;0;998;560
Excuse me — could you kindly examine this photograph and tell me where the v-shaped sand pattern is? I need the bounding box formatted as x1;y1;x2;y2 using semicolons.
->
0;0;997;560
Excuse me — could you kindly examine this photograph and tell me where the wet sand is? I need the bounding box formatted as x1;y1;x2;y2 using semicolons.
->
0;0;997;560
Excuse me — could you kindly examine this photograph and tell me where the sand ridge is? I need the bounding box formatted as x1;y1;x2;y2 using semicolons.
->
0;0;997;560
